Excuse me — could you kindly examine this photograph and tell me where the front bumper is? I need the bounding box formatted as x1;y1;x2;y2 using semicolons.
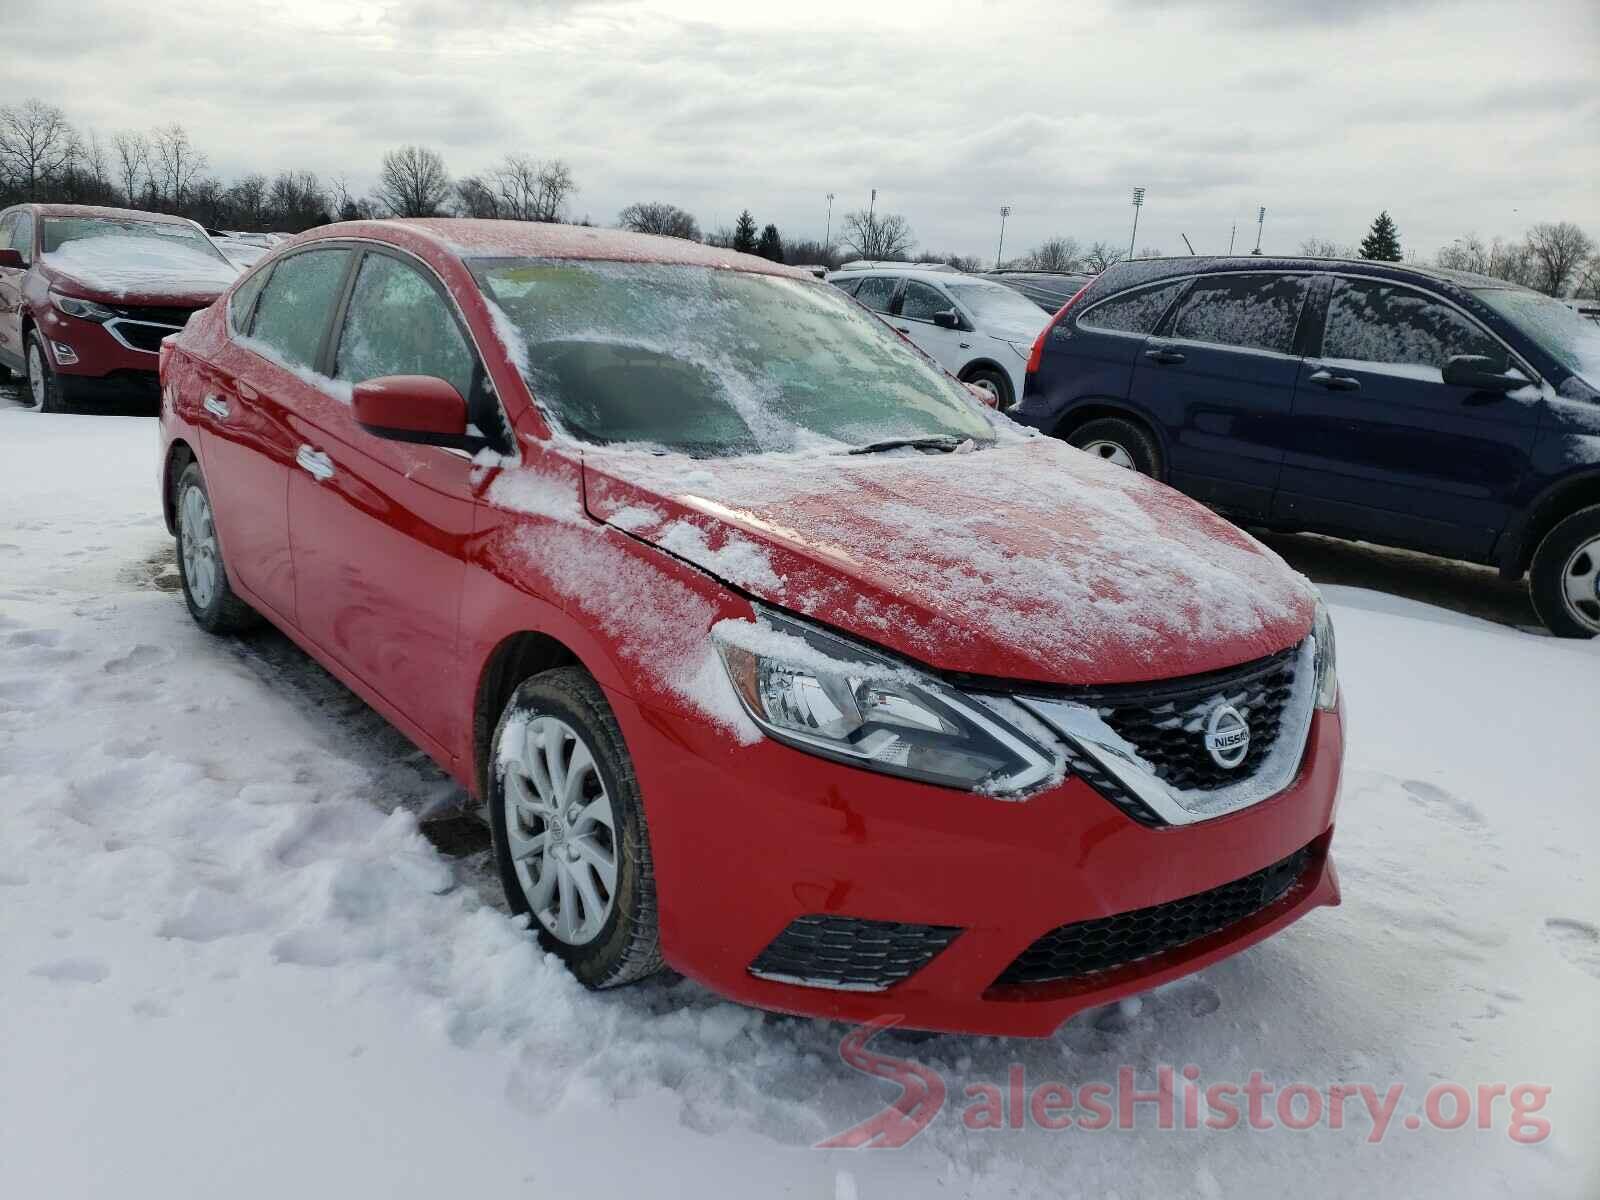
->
614;693;1344;1037
34;305;169;390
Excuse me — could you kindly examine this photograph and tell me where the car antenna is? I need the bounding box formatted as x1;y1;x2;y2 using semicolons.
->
1182;233;1197;256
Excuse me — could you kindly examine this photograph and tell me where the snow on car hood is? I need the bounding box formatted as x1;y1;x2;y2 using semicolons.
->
43;236;239;305
581;436;1318;687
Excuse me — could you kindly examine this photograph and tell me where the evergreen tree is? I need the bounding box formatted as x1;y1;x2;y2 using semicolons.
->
756;223;783;262
732;209;758;254
1359;211;1402;261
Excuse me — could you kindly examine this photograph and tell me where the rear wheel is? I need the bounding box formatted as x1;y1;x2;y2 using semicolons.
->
489;667;662;989
1065;415;1162;477
174;462;259;634
25;332;68;414
962;366;1013;410
1529;505;1600;638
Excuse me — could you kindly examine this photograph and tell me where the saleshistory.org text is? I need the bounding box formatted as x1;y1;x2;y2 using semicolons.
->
819;1017;1553;1149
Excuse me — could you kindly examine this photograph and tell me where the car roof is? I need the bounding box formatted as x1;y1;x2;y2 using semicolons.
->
23;203;202;225
313;218;812;279
1095;254;1527;297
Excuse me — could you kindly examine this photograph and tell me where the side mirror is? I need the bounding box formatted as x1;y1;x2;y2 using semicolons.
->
0;248;25;270
352;375;472;447
1442;354;1520;392
932;309;962;330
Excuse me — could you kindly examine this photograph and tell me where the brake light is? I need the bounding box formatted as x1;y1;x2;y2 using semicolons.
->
1025;281;1096;374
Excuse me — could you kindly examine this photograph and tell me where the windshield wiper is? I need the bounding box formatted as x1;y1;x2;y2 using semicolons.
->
846;435;969;455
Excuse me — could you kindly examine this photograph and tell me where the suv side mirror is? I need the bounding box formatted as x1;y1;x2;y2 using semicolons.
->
1442;354;1520;392
352;375;472;447
0;248;24;270
932;309;962;330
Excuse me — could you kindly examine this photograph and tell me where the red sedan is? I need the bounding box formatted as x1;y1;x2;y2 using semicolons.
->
157;219;1343;1036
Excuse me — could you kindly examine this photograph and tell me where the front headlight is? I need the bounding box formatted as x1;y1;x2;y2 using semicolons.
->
1312;600;1338;711
713;608;1058;796
50;290;117;322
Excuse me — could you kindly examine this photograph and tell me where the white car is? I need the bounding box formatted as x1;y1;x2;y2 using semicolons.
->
826;266;1048;408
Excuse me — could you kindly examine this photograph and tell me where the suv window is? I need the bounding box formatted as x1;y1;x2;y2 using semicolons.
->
898;280;948;322
1078;281;1186;336
9;212;34;263
247;248;353;370
853;275;897;314
1168;273;1310;354
334;252;476;403
0;214;14;254
1324;278;1502;370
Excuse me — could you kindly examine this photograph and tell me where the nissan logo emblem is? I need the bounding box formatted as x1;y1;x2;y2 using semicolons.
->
1204;703;1251;770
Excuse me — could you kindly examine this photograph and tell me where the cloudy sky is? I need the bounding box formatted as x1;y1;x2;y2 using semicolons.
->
10;0;1597;261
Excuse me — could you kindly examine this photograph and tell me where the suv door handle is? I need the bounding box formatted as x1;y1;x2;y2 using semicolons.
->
296;445;335;482
1308;369;1362;392
1144;347;1186;365
202;395;229;420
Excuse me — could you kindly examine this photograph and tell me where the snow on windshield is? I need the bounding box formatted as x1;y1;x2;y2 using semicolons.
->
1475;287;1600;386
44;234;239;297
470;260;992;456
944;281;1049;333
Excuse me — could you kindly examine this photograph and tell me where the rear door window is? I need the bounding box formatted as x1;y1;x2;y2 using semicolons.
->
1078;280;1186;335
247;248;353;370
853;275;897;314
1323;278;1502;371
1167;273;1311;354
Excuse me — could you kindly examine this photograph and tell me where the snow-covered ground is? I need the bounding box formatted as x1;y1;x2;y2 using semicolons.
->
1;404;1596;1198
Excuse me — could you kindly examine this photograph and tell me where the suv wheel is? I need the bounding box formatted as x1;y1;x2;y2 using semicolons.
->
1066;416;1162;477
1529;504;1600;639
26;332;68;414
174;462;259;634
489;667;662;989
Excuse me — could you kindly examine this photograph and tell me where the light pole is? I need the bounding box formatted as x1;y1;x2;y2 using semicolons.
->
996;205;1011;269
1127;187;1145;260
1252;206;1265;255
1228;222;1237;255
824;193;835;250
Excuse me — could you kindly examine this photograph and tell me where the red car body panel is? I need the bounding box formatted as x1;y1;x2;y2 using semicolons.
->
158;219;1344;1036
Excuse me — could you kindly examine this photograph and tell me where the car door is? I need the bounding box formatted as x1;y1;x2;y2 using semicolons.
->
286;246;498;759
0;211;30;368
1127;271;1312;517
1274;275;1541;560
199;247;354;621
889;279;969;376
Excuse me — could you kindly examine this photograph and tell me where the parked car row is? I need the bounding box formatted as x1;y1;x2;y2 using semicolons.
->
154;218;1345;1036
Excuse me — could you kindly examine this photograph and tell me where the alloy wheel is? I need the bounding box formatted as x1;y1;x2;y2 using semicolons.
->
1081;438;1136;469
179;483;221;610
1560;535;1600;633
499;714;618;946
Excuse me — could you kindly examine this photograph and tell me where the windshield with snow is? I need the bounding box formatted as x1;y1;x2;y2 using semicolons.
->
1473;287;1600;387
41;217;230;263
944;280;1050;333
471;259;994;456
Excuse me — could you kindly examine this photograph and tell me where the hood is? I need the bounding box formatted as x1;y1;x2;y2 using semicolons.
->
41;237;239;307
581;436;1317;687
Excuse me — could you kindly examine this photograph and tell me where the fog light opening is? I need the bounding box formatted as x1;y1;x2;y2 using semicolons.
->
50;341;79;365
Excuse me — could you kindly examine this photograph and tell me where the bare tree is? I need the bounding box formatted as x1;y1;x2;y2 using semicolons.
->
1525;221;1596;296
223;173;269;229
1021;236;1084;271
378;145;451;217
1083;241;1125;273
0;98;81;198
839;209;914;260
1299;236;1354;259
488;154;576;222
1435;233;1490;274
111;130;150;208
268;171;331;231
618;201;701;241
455;175;500;218
152;123;207;208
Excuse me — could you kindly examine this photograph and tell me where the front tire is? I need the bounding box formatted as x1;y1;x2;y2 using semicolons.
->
1065;415;1163;477
26;332;68;414
174;462;259;634
489;667;662;989
1529;505;1600;639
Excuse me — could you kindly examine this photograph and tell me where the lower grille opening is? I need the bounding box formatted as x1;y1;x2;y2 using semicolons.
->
749;914;961;992
992;844;1314;988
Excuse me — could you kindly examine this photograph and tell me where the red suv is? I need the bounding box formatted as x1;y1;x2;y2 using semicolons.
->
157;220;1345;1036
0;203;239;411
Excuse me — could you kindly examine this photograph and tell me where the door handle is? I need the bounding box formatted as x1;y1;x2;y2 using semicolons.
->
1144;347;1186;365
296;445;335;482
1308;369;1361;392
202;395;229;420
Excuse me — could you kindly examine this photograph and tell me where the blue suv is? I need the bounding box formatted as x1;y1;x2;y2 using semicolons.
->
1012;256;1600;638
